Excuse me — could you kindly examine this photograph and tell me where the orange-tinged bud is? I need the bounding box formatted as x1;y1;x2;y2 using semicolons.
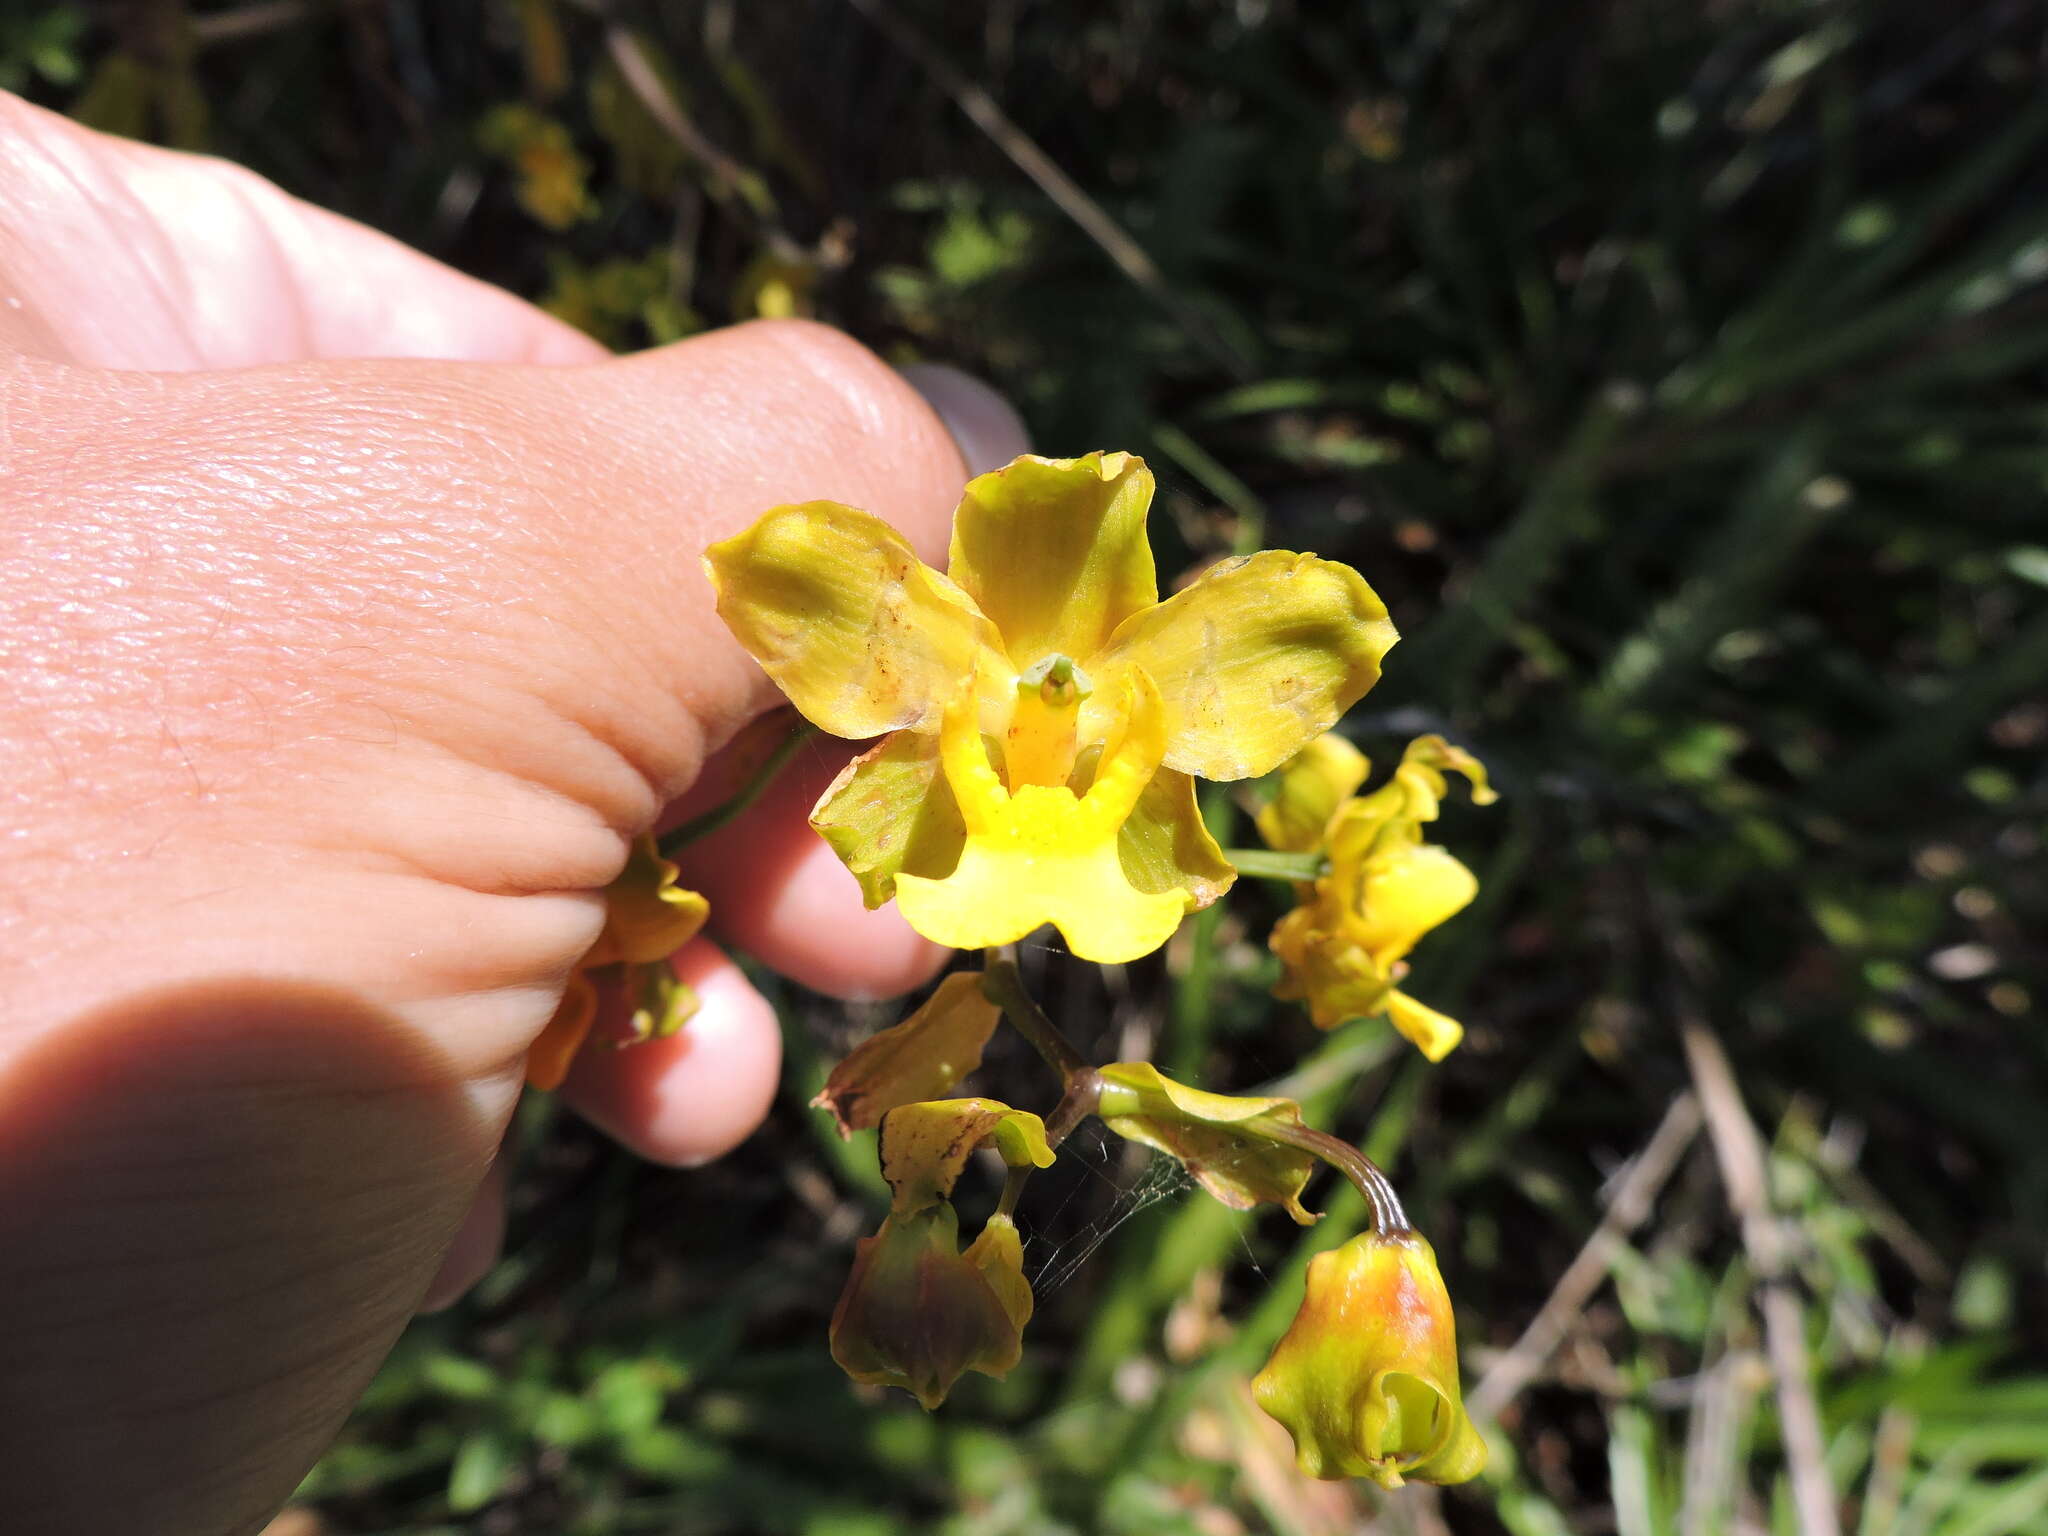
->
828;1204;1030;1411
1252;1230;1486;1487
524;834;708;1090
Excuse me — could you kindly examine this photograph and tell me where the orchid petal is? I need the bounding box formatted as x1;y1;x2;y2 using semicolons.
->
706;501;1004;739
1091;550;1397;780
894;673;1190;963
947;451;1157;670
811;729;967;907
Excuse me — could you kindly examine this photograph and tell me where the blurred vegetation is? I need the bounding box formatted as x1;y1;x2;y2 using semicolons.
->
27;0;2048;1532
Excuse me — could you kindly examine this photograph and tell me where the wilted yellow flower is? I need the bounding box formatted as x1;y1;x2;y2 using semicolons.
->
829;1203;1032;1411
830;1097;1053;1408
1265;734;1494;1061
1252;1229;1486;1487
1094;1061;1323;1224
707;452;1395;963
811;971;1003;1136
527;833;709;1090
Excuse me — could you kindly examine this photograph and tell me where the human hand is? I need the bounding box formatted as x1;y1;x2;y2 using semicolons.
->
0;94;1025;1536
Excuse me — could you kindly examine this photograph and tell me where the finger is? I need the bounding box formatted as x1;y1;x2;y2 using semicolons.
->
0;90;604;369
896;362;1034;481
559;940;783;1167
674;737;948;1001
418;1143;511;1313
0;980;503;1536
2;116;1032;1536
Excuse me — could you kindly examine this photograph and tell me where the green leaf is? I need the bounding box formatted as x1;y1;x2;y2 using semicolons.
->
446;1429;519;1513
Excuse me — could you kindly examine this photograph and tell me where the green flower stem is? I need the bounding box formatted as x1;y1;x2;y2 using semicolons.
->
995;1163;1032;1220
1222;848;1328;882
657;718;818;856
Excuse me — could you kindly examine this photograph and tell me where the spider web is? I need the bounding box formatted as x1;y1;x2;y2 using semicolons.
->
1018;1118;1240;1297
1021;1115;1298;1299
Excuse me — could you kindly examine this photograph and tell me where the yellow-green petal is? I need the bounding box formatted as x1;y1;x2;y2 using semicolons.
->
706;500;1004;739
810;729;967;908
1383;992;1465;1063
1090;549;1398;781
586;833;709;967
947;451;1158;670
1343;733;1497;836
1118;765;1236;911
1269;903;1397;1031
623;960;702;1044
1341;841;1479;967
526;971;598;1091
963;1212;1034;1334
1094;1062;1320;1224
879;1097;1054;1215
811;972;1002;1136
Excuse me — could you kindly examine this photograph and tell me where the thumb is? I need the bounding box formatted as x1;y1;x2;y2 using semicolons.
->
9;318;1000;1060
520;322;984;785
0;319;1020;1536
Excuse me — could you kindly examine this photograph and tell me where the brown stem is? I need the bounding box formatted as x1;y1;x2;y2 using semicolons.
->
1245;1117;1408;1234
981;948;1090;1082
1041;1069;1102;1152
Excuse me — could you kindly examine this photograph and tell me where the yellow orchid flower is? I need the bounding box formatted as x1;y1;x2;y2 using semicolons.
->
1252;1229;1487;1487
526;833;710;1090
707;452;1397;964
1264;735;1494;1061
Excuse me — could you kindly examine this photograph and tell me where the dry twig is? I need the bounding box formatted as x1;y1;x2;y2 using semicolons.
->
1468;1090;1702;1422
1667;926;1843;1536
843;0;1254;378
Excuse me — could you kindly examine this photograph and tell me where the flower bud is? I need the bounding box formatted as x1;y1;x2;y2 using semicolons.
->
1256;732;1371;854
828;1204;1030;1411
1262;735;1492;1059
1252;1230;1486;1487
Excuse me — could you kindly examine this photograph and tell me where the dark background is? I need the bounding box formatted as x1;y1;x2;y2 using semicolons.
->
17;2;2047;1531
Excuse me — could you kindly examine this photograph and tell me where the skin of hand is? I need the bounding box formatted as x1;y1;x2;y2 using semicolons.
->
0;94;1026;1535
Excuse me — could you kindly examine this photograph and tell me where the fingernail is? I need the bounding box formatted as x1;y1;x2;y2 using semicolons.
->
898;362;1032;476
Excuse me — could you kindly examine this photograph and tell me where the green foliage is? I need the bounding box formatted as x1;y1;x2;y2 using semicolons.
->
0;7;84;94
35;0;2048;1530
